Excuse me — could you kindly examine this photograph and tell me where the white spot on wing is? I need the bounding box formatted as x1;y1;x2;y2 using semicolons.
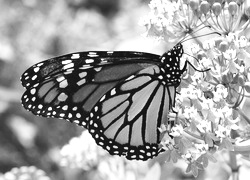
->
59;80;68;88
30;88;36;94
79;72;87;78
87;52;98;57
32;75;37;80
110;88;116;96
56;76;65;82
62;105;68;110
85;59;94;64
58;93;68;101
76;113;81;118
62;60;72;64
63;63;74;70
71;54;80;59
100;95;106;102
79;65;92;70
77;79;86;86
36;63;44;67
34;67;40;72
94;67;102;72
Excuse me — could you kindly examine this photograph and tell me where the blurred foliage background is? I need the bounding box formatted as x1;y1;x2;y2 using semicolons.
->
1;0;250;180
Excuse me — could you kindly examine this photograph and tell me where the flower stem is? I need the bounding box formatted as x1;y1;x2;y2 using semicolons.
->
236;108;250;124
229;152;239;180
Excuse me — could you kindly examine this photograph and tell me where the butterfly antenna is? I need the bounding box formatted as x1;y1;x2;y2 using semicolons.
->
178;23;222;44
180;31;221;44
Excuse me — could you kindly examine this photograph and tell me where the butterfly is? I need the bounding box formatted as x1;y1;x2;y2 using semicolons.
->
21;43;197;160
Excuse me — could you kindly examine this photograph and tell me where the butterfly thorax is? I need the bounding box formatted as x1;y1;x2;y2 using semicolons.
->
160;43;184;86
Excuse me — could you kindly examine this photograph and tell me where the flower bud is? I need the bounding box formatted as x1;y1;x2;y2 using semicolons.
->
237;0;245;5
214;0;223;3
245;5;250;17
190;0;199;11
183;0;190;4
245;82;250;93
219;41;229;52
238;75;245;86
197;51;207;59
207;0;215;4
204;91;214;99
222;74;230;84
200;1;210;14
212;3;222;16
228;2;238;16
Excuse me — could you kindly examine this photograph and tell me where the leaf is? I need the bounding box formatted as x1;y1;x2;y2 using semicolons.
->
190;120;197;132
196;155;203;163
191;164;199;178
192;99;202;111
195;162;204;170
181;137;192;148
202;155;209;168
143;163;161;180
164;150;171;162
223;137;234;151
186;164;191;173
171;150;179;163
205;153;217;163
204;133;214;147
209;133;220;141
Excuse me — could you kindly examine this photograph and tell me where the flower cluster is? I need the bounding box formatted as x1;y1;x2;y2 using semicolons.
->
144;0;250;177
60;130;107;170
140;0;197;42
141;0;250;41
60;131;157;180
0;166;50;180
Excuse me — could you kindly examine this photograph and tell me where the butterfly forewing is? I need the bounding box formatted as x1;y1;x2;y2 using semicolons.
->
21;51;161;128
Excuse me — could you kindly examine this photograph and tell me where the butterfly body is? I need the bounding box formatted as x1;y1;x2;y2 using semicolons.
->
21;43;184;160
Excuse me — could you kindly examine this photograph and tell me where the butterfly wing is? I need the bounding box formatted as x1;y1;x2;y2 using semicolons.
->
21;51;161;129
88;65;177;160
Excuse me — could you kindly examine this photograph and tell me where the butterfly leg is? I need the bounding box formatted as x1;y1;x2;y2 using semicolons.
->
181;60;210;73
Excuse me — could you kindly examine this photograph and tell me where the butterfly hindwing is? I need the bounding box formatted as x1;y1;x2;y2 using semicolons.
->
87;65;177;160
21;51;161;128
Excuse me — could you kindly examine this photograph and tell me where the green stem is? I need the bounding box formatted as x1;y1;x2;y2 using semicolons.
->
236;108;250;124
184;130;203;140
233;144;250;152
229;152;239;180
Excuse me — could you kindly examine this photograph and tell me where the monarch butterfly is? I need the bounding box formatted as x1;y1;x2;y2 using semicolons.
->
20;43;201;160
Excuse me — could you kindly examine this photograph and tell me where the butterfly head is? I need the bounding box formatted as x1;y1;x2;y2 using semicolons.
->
160;43;184;86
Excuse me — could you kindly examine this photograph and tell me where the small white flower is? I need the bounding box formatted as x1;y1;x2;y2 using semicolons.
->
203;40;215;50
183;106;199;120
189;43;201;55
169;124;184;137
213;84;228;102
215;125;230;138
194;143;209;154
197;120;212;133
223;49;237;60
237;36;248;48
